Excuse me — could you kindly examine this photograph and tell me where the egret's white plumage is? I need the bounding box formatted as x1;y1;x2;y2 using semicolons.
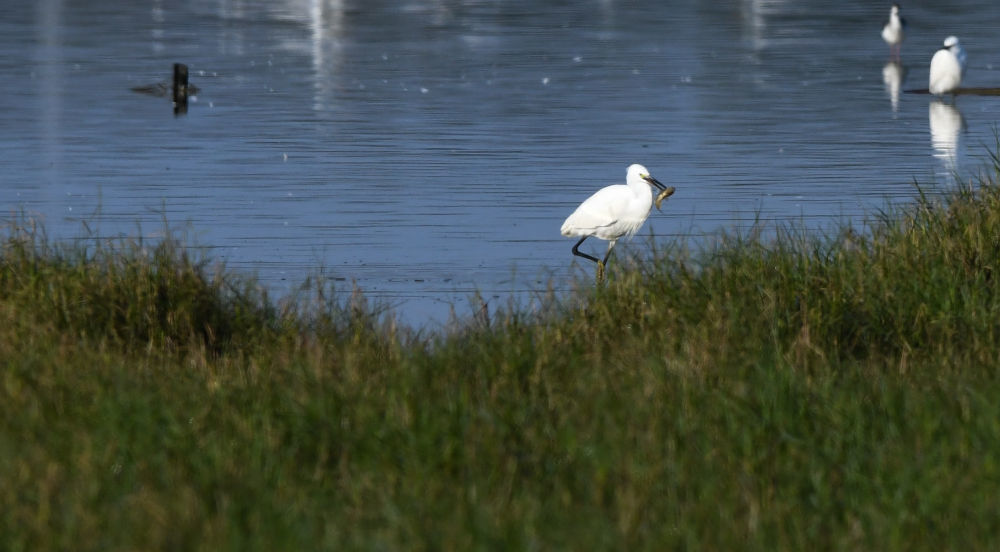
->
881;4;906;58
929;36;967;96
561;163;668;275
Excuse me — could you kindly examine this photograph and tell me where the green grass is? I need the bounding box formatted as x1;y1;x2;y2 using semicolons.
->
5;155;1000;550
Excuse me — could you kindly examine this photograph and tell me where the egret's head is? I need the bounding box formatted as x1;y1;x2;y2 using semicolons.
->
627;164;650;180
943;36;960;49
890;4;900;14
627;163;666;191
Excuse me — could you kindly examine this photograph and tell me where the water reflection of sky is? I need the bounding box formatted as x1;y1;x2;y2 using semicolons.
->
6;0;1000;325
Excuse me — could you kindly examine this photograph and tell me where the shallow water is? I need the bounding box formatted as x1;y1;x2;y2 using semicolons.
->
4;0;1000;326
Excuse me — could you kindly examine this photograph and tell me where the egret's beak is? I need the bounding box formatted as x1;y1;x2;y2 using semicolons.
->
642;174;667;191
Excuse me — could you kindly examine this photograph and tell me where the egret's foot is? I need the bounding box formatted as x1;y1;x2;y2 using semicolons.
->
655;187;676;210
596;261;606;283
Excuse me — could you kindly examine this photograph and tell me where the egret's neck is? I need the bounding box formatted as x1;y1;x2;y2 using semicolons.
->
628;178;650;197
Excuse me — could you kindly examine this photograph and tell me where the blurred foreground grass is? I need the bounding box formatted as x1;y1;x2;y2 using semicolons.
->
4;155;1000;550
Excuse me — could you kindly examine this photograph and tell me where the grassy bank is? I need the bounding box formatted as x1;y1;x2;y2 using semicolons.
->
4;158;1000;550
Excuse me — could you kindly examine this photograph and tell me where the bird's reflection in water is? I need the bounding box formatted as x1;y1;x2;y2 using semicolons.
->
929;100;966;179
882;61;907;114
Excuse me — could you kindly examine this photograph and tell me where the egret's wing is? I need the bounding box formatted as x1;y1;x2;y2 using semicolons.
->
560;185;625;237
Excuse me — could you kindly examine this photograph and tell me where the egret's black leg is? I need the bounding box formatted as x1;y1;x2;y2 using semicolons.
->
571;236;601;264
593;243;616;283
601;243;616;267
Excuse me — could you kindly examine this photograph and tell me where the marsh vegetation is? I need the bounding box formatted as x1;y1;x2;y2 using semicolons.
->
5;154;1000;549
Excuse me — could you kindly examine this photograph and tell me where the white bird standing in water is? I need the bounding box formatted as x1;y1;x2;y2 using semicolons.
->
881;4;906;59
929;36;967;96
561;163;672;280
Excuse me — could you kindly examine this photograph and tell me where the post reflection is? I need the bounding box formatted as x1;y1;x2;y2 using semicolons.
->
309;0;345;114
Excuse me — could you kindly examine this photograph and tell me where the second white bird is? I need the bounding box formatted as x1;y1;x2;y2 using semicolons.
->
929;36;967;96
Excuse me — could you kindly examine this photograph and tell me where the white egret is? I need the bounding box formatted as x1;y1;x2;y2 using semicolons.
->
929;36;967;96
560;163;672;279
881;4;906;59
